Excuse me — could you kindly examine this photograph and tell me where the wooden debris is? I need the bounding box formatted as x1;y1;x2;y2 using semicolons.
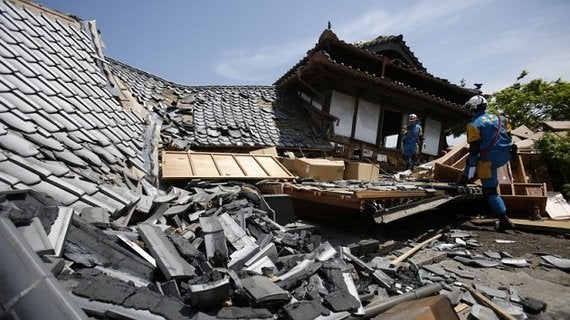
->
461;284;517;320
390;233;442;267
162;151;294;180
510;218;570;234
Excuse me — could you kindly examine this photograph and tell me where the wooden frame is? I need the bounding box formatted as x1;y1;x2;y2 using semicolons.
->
162;151;294;180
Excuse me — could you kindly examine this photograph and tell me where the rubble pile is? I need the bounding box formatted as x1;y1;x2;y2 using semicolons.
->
1;181;568;319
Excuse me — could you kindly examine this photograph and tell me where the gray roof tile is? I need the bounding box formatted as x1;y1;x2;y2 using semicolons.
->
25;180;78;205
99;184;135;207
74;147;103;167
88;191;124;213
52;132;82;150
99;127;121;145
0;170;20;186
89;144;117;164
26;110;62;132
103;144;126;161
59;176;99;195
23;132;64;151
0;157;41;185
46;175;86;197
46;112;79;131
70;129;96;144
0;109;37;133
22;91;60;113
53;149;88;168
8;153;53;178
0;130;39;156
26;158;70;177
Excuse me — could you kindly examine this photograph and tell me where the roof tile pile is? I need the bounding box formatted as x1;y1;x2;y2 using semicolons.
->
109;59;332;150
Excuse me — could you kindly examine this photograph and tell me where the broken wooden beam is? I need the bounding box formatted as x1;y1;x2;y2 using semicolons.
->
390;234;442;267
461;284;517;320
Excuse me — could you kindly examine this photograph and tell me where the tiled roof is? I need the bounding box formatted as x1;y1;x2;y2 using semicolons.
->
354;34;427;72
0;0;147;215
275;30;475;108
108;58;332;150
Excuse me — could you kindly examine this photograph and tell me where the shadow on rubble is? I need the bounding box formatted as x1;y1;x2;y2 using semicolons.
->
293;198;491;246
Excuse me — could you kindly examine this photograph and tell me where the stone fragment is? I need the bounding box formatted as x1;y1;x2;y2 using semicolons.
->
470;304;499;320
323;289;361;312
473;283;507;299
188;277;230;311
521;296;547;314
282;300;330;320
241;275;290;305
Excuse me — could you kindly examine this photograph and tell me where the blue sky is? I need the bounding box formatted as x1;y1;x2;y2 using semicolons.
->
38;0;570;94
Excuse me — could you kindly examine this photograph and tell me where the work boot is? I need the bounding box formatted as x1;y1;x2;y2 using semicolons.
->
496;215;514;232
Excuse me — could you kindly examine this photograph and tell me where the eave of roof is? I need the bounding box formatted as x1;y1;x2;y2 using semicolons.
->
289;51;468;118
355;34;426;72
275;30;475;101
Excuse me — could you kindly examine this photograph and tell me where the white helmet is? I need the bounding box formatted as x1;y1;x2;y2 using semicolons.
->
464;95;487;112
408;114;417;121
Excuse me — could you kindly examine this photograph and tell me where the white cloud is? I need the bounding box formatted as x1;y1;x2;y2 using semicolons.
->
213;0;485;82
212;0;569;89
338;0;485;42
213;39;312;83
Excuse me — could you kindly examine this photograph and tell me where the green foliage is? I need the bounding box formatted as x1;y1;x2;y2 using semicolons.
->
535;133;570;196
488;72;570;130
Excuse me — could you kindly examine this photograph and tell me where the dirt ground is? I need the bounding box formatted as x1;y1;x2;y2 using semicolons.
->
296;198;570;319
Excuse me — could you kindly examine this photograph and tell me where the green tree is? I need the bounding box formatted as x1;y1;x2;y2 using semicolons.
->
488;72;570;130
535;133;570;197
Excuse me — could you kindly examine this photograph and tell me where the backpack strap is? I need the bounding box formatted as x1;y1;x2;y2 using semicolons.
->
480;115;502;160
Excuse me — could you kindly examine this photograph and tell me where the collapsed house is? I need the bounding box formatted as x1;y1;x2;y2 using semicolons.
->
1;1;567;319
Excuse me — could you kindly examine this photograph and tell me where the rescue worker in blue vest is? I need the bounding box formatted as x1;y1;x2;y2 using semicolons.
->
402;113;423;170
459;95;515;231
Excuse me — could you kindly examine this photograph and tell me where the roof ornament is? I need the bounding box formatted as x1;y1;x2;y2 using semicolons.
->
327;21;331;30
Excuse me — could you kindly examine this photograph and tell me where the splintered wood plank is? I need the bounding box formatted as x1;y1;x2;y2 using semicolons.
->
162;152;193;178
234;155;269;177
191;153;221;177
435;142;468;165
254;156;291;177
213;154;246;177
510;218;570;234
433;162;463;183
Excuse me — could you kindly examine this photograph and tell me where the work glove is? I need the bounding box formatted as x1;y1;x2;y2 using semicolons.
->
467;166;476;180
